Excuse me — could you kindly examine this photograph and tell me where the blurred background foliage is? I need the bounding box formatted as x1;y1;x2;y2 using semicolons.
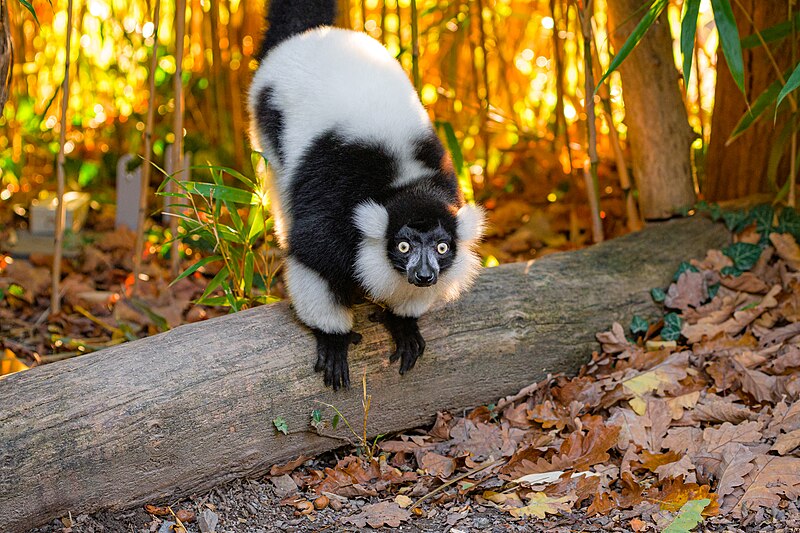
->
0;0;722;253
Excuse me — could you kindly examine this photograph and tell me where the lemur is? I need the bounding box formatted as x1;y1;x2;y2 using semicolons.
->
247;0;485;390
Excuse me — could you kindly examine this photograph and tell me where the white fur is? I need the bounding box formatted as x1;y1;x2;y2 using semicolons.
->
284;256;353;333
248;28;435;240
353;201;485;318
456;204;486;245
353;200;389;240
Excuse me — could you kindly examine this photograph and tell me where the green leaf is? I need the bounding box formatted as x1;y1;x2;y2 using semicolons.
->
311;409;322;424
661;312;683;341
711;0;745;96
722;242;762;271
78;161;100;188
651;287;666;303
680;0;701;89
630;315;649;337
777;207;800;241
728;73;787;143
777;60;800;113
171;255;221;285
721;209;750;233
708;283;720;300
8;284;25;298
273;417;289;435
243;250;254;296
247;208;266;244
183;181;258;204
196;265;230;303
749;204;774;243
596;0;669;92
18;0;40;24
674;261;699;282
720;265;743;277
332;413;340;430
663;498;711;533
741;11;800;49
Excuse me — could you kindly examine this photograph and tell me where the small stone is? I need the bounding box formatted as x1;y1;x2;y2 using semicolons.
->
245;503;258;515
157;521;176;533
270;474;298;498
354;499;366;507
473;516;490;528
329;498;343;511
314;495;329;510
198;509;219;533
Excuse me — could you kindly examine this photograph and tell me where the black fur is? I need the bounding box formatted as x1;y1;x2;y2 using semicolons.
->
254;87;285;164
257;0;336;61
313;329;362;390
382;311;426;374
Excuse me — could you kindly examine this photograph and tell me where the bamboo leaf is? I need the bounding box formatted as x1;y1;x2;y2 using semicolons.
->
711;0;745;96
680;0;701;89
243;251;254;295
741;11;800;49
171;255;221;285
595;0;668;93
777;61;800;112
18;0;40;25
196;266;229;302
728;71;790;144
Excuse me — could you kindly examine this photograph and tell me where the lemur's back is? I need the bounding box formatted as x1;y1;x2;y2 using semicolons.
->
249;28;432;183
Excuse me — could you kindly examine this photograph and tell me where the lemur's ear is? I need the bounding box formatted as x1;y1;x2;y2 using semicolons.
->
354;200;389;240
456;204;486;244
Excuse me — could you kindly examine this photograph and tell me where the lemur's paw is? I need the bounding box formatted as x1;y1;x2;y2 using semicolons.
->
312;330;359;390
383;312;426;375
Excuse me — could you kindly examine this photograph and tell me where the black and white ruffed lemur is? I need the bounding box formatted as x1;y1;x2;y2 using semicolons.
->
247;0;486;389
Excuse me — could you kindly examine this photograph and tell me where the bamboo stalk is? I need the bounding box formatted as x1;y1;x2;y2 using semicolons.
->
579;0;602;243
550;0;573;174
591;18;641;232
380;0;387;45
171;0;187;277
132;0;162;295
360;0;367;32
51;0;75;314
790;0;797;207
0;0;13;112
409;0;420;93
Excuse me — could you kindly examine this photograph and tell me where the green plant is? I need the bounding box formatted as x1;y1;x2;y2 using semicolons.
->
159;153;279;311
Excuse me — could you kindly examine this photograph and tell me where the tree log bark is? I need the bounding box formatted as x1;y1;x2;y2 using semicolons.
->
705;0;795;200
0;0;12;112
606;0;697;220
0;217;729;532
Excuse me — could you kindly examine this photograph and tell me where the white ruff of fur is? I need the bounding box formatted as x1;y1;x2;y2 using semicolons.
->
284;256;353;333
248;27;436;244
353;201;486;318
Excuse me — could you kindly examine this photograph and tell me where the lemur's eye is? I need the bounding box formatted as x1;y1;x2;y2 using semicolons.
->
437;242;449;254
398;241;410;253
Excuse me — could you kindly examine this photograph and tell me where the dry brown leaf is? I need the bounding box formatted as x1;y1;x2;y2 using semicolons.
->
508;492;575;518
732;455;800;515
270;455;310;476
419;452;456;478
596;322;630;354
770;233;800;270
341;501;410;528
719;272;769;294
772;429;800;455
665;271;711;311
653;454;696;483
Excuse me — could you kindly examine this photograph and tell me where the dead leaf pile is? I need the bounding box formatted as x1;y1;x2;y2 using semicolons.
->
273;219;800;530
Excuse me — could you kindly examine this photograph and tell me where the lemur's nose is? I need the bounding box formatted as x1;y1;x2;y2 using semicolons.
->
414;272;436;286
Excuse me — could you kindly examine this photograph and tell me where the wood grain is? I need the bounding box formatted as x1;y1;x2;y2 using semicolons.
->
0;217;728;531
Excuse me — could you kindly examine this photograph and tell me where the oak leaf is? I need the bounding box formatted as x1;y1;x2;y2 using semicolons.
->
341;501;410;528
508;492;574;518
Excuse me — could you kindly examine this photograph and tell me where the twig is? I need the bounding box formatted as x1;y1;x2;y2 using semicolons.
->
51;0;75;314
133;0;161;295
171;0;187;277
410;457;504;510
409;0;420;93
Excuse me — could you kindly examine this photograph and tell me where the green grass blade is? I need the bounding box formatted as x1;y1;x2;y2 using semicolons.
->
681;0;701;89
711;0;745;96
777;61;800;113
243;251;254;295
596;0;668;93
728;71;790;143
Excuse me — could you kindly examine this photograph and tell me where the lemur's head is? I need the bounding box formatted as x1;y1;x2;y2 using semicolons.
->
353;189;485;296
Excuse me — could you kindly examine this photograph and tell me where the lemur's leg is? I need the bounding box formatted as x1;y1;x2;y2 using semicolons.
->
284;256;359;389
381;309;426;375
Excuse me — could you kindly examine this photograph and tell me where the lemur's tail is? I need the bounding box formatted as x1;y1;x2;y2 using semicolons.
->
256;0;336;61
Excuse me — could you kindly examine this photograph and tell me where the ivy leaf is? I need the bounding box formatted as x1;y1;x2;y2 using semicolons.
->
720;265;743;277
663;498;711;533
651;287;667;303
273;417;289;435
311;409;322;424
708;283;720;300
630;315;649;337
721;210;750;233
777;207;800;241
674;261;700;282
749;204;774;243
661;312;683;341
722;242;762;271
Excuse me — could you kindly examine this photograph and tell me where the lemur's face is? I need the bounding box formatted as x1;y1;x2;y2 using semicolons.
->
387;223;456;287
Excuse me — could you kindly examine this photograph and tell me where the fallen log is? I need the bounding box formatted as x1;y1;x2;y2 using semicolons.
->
0;217;728;531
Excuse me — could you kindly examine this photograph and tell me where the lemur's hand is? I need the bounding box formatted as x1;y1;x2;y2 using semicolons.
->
313;330;361;390
383;312;426;375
